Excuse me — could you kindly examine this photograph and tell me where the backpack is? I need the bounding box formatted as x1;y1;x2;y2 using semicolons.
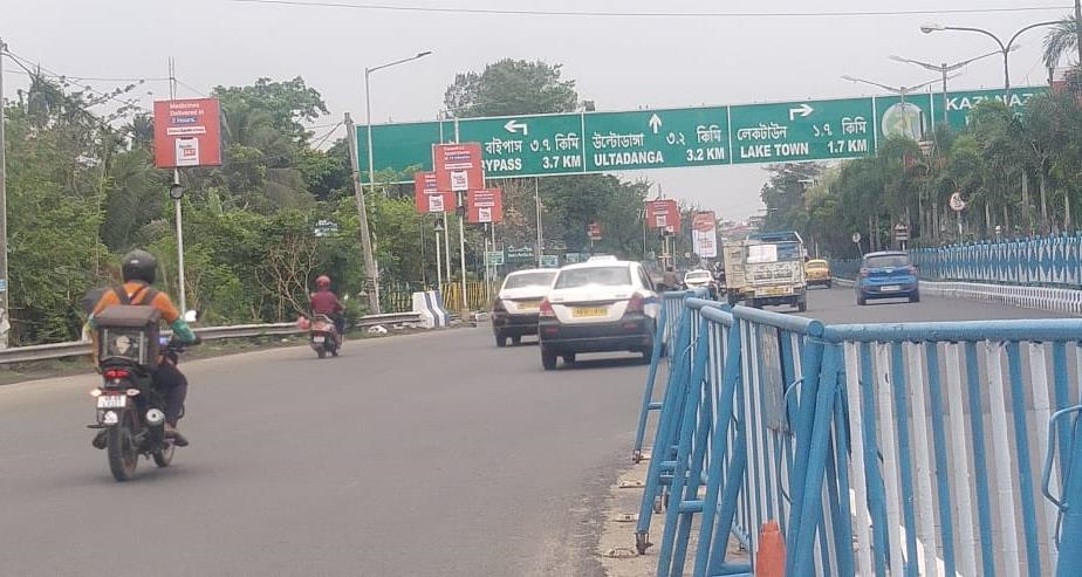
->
93;284;163;366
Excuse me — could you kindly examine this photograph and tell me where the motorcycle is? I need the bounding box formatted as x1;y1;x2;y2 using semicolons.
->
88;332;198;482
307;314;340;359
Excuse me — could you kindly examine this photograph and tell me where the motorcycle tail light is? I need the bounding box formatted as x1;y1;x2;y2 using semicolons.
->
103;368;131;380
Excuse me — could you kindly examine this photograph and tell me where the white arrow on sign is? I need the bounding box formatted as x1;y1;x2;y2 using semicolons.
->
504;120;528;136
789;103;814;121
648;114;662;134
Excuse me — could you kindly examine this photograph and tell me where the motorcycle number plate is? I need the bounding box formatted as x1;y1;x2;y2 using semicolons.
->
312;336;326;344
97;395;127;409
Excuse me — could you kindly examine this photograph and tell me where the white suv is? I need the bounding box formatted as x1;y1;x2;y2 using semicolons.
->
537;259;660;370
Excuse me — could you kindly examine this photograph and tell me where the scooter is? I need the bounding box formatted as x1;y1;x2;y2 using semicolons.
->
307;314;340;359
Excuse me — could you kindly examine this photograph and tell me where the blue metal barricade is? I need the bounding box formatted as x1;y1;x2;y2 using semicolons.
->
636;296;1082;576
633;290;703;462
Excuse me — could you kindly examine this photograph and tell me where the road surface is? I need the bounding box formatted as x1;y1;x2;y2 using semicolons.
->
0;287;1061;576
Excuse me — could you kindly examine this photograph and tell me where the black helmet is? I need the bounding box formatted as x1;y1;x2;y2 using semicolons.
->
121;249;157;284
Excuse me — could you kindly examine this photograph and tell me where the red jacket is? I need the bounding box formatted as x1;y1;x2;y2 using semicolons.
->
310;289;343;316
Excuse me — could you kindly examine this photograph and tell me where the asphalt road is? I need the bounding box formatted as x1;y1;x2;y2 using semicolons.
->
0;287;1063;576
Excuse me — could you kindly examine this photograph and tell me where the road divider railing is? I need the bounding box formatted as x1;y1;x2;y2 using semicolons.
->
633;291;1082;576
0;312;423;366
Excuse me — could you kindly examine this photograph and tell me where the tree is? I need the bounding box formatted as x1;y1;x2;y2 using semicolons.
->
444;59;579;117
1043;15;1082;69
212;77;329;142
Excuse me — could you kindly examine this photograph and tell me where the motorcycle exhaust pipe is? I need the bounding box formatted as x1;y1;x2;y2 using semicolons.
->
146;408;166;426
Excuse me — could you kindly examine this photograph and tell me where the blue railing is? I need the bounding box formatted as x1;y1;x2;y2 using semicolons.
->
835;232;1082;288
633;292;1082;576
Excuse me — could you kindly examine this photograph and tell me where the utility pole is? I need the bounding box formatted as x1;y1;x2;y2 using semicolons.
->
344;112;381;314
0;38;9;348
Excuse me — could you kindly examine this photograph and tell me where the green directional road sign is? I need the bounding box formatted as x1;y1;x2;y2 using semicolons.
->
730;98;874;164
939;87;1046;130
584;107;729;171
355;85;1047;181
358;121;442;181
457;113;585;178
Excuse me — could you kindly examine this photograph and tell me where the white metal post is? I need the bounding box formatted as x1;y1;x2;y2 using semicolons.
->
173;169;187;313
435;223;443;295
453;118;468;313
535;178;543;268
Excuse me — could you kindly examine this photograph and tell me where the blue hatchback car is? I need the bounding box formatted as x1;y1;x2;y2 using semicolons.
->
856;251;920;305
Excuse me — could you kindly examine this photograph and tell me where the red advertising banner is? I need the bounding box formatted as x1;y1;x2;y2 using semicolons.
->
467;189;503;224
153;98;222;168
587;220;602;241
645;199;681;232
413;172;453;214
691;211;718;258
434;143;485;193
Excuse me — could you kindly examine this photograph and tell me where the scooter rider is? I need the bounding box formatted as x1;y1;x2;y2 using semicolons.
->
310;275;345;343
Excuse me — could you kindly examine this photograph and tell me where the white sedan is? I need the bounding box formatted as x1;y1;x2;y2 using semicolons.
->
537;259;660;370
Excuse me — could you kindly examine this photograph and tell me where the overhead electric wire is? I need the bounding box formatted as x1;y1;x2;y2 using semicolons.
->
233;0;1069;18
4;50;148;114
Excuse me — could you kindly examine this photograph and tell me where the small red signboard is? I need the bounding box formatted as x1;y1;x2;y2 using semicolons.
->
153;98;222;168
414;172;453;214
646;199;681;233
467;189;503;224
434;143;485;193
587;220;602;241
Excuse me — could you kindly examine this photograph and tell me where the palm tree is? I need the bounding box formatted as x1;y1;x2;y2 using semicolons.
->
1042;14;1082;69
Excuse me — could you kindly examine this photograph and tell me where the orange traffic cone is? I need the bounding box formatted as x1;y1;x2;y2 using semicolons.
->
756;520;786;577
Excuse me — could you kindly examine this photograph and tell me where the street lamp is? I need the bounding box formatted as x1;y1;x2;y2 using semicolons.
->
360;50;433;315
889;47;1014;125
841;74;950;140
920;21;1059;90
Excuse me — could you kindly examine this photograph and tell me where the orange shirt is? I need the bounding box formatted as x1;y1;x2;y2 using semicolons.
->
92;282;180;324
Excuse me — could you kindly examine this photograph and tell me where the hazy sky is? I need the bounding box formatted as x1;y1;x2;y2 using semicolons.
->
1;0;1069;220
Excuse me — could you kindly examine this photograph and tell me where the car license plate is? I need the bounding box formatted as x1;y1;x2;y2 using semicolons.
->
572;306;608;318
312;336;325;344
881;285;901;292
97;395;127;409
517;300;540;310
762;287;790;296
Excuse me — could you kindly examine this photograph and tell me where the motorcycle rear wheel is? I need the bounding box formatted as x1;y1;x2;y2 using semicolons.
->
107;419;139;481
152;440;175;468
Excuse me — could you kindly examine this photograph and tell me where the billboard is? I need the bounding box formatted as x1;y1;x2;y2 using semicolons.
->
692;211;718;258
153;98;222;168
467;188;503;224
434;143;485;193
645;199;680;232
413;171;453;214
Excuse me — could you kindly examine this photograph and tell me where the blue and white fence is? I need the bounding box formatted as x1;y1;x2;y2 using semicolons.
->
912;233;1082;287
633;293;1082;576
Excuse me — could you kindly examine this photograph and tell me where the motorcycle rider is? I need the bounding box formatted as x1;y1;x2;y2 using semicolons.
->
661;266;680;291
88;249;200;448
309;275;345;344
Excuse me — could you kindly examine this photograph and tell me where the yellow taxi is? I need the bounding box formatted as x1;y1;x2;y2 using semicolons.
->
804;259;832;288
